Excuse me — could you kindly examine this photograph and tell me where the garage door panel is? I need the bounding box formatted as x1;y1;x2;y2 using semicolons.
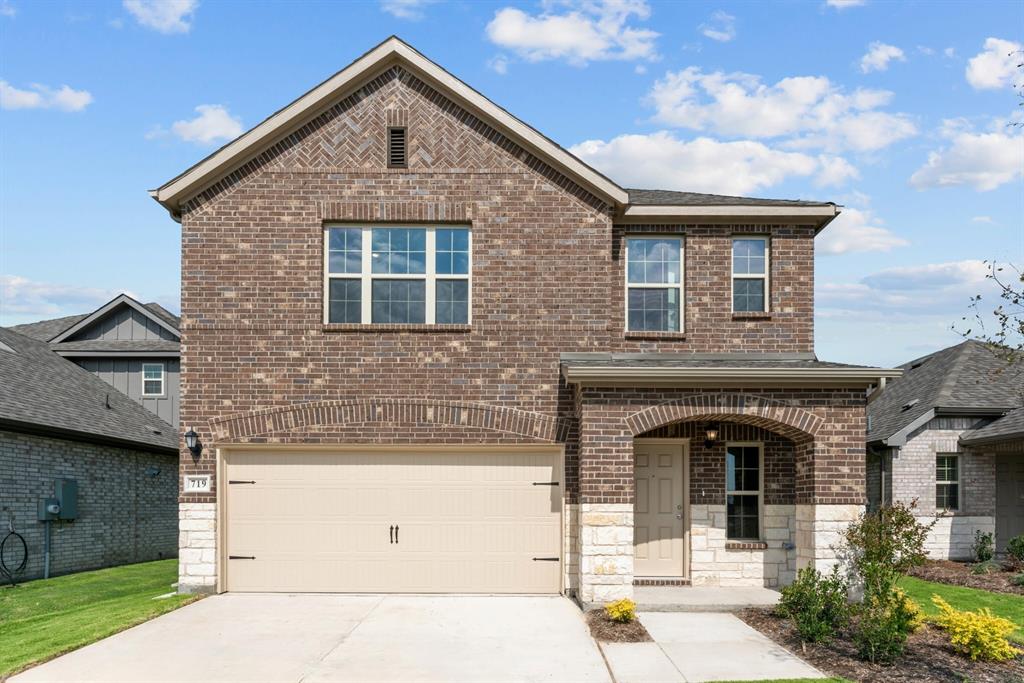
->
224;449;562;593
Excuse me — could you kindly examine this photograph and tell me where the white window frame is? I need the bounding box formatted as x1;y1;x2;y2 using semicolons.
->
141;363;165;397
731;235;770;313
936;453;960;512
725;441;764;541
323;225;472;325
624;234;685;333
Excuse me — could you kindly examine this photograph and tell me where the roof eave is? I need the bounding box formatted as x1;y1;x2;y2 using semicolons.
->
960;431;1024;447
0;417;178;455
618;204;839;228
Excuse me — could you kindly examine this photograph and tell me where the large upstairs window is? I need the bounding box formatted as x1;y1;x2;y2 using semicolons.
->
625;236;683;332
325;226;471;325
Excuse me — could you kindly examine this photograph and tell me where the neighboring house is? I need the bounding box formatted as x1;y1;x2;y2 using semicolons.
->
0;326;178;580
149;37;899;602
867;340;1023;559
12;293;181;428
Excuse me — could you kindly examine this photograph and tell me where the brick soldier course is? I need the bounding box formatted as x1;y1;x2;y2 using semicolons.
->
152;37;897;599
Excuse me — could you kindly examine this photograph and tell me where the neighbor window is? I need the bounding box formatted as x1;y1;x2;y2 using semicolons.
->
726;444;762;540
142;363;164;397
625;236;682;332
325;226;470;325
936;454;960;511
732;236;769;312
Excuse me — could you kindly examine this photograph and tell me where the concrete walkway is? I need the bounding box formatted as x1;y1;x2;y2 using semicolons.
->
633;586;781;612
601;612;824;683
12;594;611;683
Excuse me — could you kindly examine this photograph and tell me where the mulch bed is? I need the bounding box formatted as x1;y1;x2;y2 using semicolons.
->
585;609;652;642
739;608;1024;683
908;559;1024;595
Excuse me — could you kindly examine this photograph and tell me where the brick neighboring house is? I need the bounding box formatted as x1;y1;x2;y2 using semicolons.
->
0;326;178;580
150;37;899;602
867;340;1024;559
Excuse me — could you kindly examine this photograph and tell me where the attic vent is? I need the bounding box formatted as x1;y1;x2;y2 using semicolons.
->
387;126;407;168
910;359;928;370
901;398;919;412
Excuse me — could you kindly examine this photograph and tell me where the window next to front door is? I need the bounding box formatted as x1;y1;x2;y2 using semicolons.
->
726;443;763;540
324;226;471;325
625;236;683;332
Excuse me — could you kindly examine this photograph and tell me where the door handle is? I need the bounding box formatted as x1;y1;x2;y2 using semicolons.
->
389;525;394;544
395;525;399;544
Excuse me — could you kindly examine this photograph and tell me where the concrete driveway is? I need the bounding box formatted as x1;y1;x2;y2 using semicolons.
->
12;594;611;683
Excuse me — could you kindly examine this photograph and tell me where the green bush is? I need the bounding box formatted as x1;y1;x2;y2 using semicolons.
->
1006;535;1024;563
971;560;1001;575
778;566;850;644
932;595;1020;661
1011;573;1024;587
854;589;922;664
973;530;995;562
840;500;934;599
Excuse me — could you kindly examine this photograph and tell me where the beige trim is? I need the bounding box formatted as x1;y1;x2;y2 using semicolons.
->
215;447;225;594
153;37;627;212
622;205;838;219
563;366;902;387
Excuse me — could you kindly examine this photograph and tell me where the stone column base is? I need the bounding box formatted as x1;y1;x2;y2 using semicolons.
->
579;503;634;605
795;503;863;574
178;502;217;594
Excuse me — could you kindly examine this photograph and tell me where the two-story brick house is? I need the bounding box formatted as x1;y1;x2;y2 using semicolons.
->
151;37;899;602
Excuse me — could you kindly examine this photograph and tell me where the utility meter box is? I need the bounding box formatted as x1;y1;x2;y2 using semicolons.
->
37;497;61;521
54;478;78;520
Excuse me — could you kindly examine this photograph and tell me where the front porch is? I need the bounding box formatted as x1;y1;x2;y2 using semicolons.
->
633;585;781;612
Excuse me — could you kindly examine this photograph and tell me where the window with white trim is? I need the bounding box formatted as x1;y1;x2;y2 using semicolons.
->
726;443;762;540
142;363;164;397
732;236;769;312
625;236;683;332
936;454;959;511
325;226;471;325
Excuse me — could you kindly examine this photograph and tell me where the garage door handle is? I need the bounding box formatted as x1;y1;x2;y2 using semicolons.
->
532;482;559;486
389;525;394;544
532;557;559;562
395;525;399;544
228;480;255;485
229;555;255;560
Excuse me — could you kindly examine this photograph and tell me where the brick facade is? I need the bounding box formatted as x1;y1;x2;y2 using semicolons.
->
173;62;866;595
0;430;178;580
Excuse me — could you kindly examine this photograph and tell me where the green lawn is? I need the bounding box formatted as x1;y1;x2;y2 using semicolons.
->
900;575;1024;643
0;559;199;677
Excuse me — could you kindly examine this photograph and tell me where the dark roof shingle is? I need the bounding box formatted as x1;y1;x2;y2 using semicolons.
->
626;189;834;208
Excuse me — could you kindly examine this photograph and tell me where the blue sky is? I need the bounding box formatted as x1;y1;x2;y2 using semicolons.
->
0;0;1021;366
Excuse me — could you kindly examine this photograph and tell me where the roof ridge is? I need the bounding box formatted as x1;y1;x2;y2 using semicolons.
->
936;341;973;404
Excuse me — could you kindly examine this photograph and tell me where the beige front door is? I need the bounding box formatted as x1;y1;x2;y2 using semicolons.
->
633;441;688;577
223;448;562;593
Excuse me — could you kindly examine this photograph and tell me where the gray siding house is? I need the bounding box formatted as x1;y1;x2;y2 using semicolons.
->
0;326;179;580
12;294;181;428
867;340;1023;558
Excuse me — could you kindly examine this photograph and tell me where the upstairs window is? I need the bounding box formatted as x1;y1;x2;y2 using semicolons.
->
625;236;682;332
325;226;471;325
732;236;769;312
936;454;959;511
726;443;762;540
142;363;165;397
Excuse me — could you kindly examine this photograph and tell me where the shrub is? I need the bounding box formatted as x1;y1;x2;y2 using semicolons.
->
1011;573;1024;587
840;500;934;599
973;530;995;563
970;560;1001;575
1007;535;1024;563
854;589;922;664
931;595;1020;662
604;598;637;623
778;566;851;643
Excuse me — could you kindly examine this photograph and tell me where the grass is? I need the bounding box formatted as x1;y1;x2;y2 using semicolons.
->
0;559;199;677
900;575;1024;643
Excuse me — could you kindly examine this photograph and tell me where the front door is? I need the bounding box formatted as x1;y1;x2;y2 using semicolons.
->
634;441;687;577
996;454;1024;549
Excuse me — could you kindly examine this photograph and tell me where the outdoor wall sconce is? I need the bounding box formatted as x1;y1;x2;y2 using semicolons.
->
704;424;719;448
184;427;202;458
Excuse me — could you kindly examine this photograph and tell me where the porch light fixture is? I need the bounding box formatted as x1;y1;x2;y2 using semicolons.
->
184;427;202;458
704;424;719;448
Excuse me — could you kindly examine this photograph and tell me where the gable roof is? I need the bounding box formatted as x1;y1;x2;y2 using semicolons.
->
11;298;180;343
867;340;1022;445
50;294;180;344
152;36;629;214
0;326;177;452
961;406;1024;446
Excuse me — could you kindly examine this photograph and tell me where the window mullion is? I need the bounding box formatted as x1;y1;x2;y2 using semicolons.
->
362;227;372;324
425;228;436;324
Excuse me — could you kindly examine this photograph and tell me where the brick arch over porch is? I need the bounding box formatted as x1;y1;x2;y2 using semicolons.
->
208;398;572;443
626;393;824;443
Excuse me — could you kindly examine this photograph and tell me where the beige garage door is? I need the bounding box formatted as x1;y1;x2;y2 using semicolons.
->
223;449;562;593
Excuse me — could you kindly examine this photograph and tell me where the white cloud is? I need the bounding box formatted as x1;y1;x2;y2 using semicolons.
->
0;0;15;18
910;120;1024;191
380;0;437;21
699;10;735;43
816;206;908;255
965;37;1023;90
971;215;995;224
0;81;93;111
123;0;196;34
944;47;955;58
487;54;510;75
485;0;658;66
645;67;916;152
825;0;865;8
169;104;243;145
0;275;131;322
860;42;905;73
815;155;860;187
818;260;991;315
569;131;822;195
